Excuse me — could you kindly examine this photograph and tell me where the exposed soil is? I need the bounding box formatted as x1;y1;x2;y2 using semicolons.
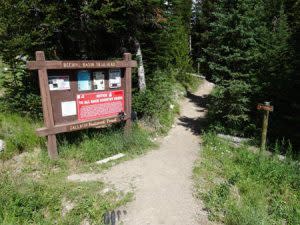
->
68;80;215;225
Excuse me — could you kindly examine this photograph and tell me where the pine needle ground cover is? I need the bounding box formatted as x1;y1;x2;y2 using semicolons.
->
194;133;300;225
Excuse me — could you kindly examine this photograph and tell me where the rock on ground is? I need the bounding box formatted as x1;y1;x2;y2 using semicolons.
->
0;139;5;152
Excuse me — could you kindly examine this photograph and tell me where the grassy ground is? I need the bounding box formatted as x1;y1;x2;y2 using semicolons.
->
194;133;300;225
0;157;132;225
0;71;202;224
0;113;155;224
0;113;43;160
0;94;181;224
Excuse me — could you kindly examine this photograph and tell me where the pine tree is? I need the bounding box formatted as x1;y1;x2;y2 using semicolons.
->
203;0;265;134
271;0;300;151
191;0;217;72
0;0;194;116
198;0;297;149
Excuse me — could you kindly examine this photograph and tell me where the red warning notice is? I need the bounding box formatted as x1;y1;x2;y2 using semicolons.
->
77;90;124;121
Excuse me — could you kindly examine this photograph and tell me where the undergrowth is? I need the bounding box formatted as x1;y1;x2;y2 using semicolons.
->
133;69;200;133
0;113;154;162
0;68;202;224
0;154;132;225
0;118;151;224
58;124;154;162
194;133;300;225
0;115;153;224
0;113;43;160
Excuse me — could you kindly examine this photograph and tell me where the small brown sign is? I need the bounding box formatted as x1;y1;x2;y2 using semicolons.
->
257;104;274;112
68;117;120;131
27;51;137;159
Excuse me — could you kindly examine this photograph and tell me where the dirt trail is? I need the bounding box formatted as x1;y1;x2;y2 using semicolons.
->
68;80;214;225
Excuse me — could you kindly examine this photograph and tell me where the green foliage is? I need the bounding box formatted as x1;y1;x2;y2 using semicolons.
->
268;0;300;151
194;133;300;225
0;0;154;60
0;117;154;224
0;162;131;224
133;70;177;116
193;0;296;145
191;0;216;65
208;80;253;135
0;59;42;118
0;113;43;160
0;175;62;224
200;0;267;135
155;17;192;73
0;112;155;162
0;0;194;125
133;69;186;133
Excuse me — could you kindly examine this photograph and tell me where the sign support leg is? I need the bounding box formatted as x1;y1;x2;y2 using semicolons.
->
123;53;132;135
261;110;269;152
35;51;58;159
260;102;271;152
48;134;58;158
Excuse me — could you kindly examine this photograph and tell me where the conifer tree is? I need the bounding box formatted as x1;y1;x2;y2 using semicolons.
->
0;0;193;116
203;0;265;134
196;0;296;147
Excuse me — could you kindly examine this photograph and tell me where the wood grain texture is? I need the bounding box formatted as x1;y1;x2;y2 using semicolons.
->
123;53;132;134
36;51;58;159
27;60;137;70
36;115;129;136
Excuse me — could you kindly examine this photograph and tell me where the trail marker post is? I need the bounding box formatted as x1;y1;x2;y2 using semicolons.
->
27;51;136;159
257;102;274;151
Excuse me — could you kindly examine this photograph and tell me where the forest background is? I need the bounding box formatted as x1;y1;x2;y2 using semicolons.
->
0;0;299;154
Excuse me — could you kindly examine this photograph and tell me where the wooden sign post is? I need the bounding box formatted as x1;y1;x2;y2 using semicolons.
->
27;51;137;159
257;102;274;152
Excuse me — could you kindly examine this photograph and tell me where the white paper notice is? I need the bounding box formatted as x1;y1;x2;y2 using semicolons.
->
61;101;77;117
109;69;121;88
93;72;105;90
49;76;70;91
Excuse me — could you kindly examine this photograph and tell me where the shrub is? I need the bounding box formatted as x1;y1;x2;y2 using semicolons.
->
133;69;184;132
0;59;42;118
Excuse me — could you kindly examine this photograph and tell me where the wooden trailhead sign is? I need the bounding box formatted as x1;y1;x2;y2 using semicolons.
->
27;51;137;159
257;103;274;112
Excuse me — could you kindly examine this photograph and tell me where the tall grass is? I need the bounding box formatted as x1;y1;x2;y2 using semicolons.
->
0;112;154;162
0;119;151;224
194;133;300;225
0;113;43;160
0;67;202;224
0;167;131;224
58;124;154;162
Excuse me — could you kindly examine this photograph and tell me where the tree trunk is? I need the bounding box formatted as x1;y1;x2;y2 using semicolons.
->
135;40;146;91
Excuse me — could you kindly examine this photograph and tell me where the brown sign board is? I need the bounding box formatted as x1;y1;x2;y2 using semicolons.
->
257;104;274;112
27;51;137;159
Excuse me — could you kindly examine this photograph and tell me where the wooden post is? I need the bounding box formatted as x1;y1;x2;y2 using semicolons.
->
260;101;271;152
123;53;132;134
36;51;58;159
